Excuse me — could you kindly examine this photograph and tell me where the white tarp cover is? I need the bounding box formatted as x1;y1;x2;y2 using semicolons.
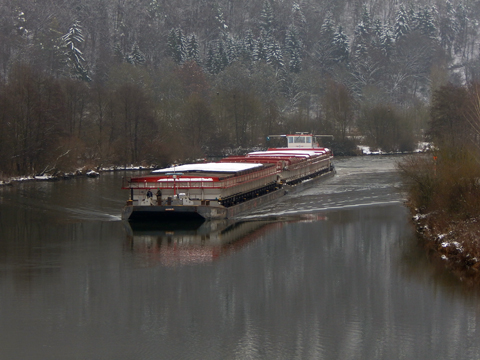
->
152;162;263;174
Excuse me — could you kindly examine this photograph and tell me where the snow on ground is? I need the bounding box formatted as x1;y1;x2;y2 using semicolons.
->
357;142;432;155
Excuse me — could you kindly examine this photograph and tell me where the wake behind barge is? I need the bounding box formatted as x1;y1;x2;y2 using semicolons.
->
122;134;334;221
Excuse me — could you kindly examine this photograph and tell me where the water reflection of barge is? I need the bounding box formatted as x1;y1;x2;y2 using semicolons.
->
121;134;334;221
124;220;280;266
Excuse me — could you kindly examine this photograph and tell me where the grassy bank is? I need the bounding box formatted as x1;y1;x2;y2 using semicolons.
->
398;151;480;284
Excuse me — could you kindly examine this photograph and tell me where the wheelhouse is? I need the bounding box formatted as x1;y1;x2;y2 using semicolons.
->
286;134;318;148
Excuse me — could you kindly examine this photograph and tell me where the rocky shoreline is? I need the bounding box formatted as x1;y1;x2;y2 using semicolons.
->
0;165;158;187
411;207;480;285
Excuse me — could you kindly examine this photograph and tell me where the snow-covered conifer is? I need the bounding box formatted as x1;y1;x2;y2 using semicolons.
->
439;1;458;54
61;20;91;81
113;43;124;62
353;7;372;58
416;6;437;39
147;0;161;20
380;25;394;58
127;42;146;66
254;32;268;62
285;25;302;73
225;36;239;64
215;6;229;38
371;19;383;48
332;26;349;64
315;13;341;72
205;45;216;74
186;34;200;63
320;12;335;41
288;46;301;73
15;10;27;36
260;0;274;37
359;5;372;35
267;40;284;69
394;4;410;40
168;28;186;65
244;30;256;54
216;40;229;71
454;4;468;56
292;2;306;26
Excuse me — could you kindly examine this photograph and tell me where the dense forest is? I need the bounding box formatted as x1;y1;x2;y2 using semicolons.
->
1;0;480;177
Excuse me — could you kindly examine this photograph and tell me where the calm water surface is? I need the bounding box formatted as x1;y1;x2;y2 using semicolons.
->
1;156;480;359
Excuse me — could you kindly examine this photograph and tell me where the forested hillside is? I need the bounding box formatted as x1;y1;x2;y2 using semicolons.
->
1;0;480;176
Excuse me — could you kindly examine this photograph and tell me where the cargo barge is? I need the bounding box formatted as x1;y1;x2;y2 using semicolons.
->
121;134;334;221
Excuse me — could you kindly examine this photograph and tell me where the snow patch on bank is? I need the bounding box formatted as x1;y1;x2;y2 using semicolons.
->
357;142;432;155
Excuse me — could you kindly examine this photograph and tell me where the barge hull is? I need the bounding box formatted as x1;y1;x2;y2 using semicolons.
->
122;188;285;221
123;204;227;221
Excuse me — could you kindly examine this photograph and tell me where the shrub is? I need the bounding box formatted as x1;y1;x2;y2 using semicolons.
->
398;147;480;219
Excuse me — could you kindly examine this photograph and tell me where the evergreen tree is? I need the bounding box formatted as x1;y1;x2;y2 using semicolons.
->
291;2;307;41
315;12;336;70
35;17;64;78
215;5;229;39
285;25;302;73
205;45;217;74
266;40;284;70
168;28;186;65
353;6;372;58
147;0;162;20
61;20;91;81
360;5;372;34
260;0;275;37
186;34;200;63
167;28;178;63
454;3;468;56
380;25;395;58
14;9;27;37
439;1;457;55
394;5;410;40
373;19;382;38
113;43;124;63
415;7;437;39
208;40;229;74
292;2;306;26
372;19;383;48
224;36;238;65
320;12;336;41
332;26;349;64
254;32;268;62
408;5;419;29
127;42;146;66
244;30;256;54
240;29;256;63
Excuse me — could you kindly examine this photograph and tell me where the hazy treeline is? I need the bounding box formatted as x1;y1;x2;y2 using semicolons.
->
399;81;480;216
1;0;480;176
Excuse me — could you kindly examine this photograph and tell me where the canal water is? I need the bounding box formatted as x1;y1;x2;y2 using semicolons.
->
1;156;480;359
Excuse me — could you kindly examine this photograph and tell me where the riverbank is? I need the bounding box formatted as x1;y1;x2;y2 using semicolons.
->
0;165;158;186
399;152;480;285
1;141;432;187
410;206;480;285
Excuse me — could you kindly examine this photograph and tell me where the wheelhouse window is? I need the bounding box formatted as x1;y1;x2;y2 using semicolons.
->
287;134;314;147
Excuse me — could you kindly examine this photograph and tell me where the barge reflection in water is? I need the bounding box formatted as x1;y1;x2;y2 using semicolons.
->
124;219;281;266
123;215;327;267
